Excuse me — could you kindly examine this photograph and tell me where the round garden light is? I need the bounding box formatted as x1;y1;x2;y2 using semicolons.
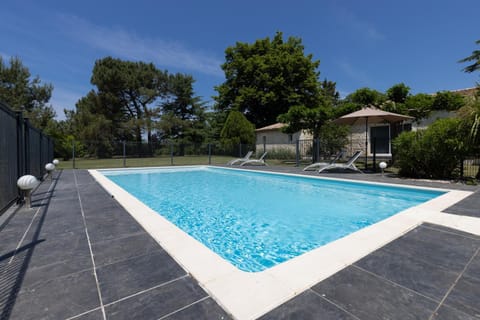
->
17;175;39;208
53;159;59;166
45;163;55;180
379;161;387;176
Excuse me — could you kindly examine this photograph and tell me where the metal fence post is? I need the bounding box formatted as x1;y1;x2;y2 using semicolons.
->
372;137;377;172
24;118;30;174
460;158;464;179
295;140;300;167
72;141;76;169
208;144;212;165
170;143;174;166
16;111;25;177
123;140;126;167
239;144;242;158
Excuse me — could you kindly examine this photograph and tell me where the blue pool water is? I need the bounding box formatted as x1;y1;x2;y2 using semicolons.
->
102;167;444;272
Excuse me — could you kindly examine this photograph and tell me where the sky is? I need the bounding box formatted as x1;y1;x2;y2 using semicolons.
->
1;0;479;120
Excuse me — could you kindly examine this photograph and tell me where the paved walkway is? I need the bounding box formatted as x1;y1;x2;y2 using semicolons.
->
0;168;479;319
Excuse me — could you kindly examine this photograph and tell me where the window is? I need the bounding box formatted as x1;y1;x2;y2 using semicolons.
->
370;125;390;154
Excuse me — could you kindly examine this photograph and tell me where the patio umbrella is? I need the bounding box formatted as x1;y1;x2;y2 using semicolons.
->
333;106;413;170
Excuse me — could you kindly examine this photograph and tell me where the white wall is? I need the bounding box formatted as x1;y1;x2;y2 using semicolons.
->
412;110;457;131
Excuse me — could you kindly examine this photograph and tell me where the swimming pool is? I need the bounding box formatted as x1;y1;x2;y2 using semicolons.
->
101;166;443;272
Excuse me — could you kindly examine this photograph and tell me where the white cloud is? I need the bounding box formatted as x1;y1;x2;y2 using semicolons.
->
58;15;223;77
338;61;372;86
332;5;385;41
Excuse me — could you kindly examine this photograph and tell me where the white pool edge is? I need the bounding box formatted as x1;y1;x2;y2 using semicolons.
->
89;166;478;320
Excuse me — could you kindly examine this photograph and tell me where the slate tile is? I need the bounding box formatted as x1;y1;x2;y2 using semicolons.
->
19;232;92;288
85;214;144;243
443;191;480;218
162;297;231;320
92;232;161;267
81;200;121;216
37;214;85;236
312;266;437;320
259;290;357;320
8;269;100;320
0;230;23;256
464;254;480;281
69;308;104;320
354;247;459;300
97;250;186;304
422;223;480;240
105;276;207;320
431;305;479;320
444;274;480;318
381;226;480;272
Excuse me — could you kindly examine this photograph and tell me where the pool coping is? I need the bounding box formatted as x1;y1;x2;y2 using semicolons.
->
89;166;479;320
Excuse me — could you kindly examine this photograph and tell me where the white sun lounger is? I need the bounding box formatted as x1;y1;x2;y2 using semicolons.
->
303;151;344;171
227;151;253;165
240;152;268;166
318;150;363;173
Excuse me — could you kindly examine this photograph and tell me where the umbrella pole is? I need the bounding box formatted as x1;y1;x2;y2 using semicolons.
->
365;117;368;171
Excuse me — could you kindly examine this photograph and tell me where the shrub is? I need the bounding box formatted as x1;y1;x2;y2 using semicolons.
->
263;148;296;160
393;118;468;179
220;111;256;149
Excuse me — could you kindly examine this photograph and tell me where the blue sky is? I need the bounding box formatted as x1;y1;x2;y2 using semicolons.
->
1;0;479;120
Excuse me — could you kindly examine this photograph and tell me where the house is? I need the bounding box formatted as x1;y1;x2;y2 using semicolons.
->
344;87;478;159
255;123;311;153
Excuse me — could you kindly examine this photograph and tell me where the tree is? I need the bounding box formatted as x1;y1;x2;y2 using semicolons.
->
215;32;323;128
459;40;480;73
0;55;55;129
158;73;207;148
277;103;331;139
220;111;255;150
386;83;410;104
345;87;386;106
431;91;465;111
90;57;168;146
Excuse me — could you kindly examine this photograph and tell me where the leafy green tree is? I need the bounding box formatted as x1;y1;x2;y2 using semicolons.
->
459;40;480;73
71;92;116;157
158;73;207;148
277;103;331;139
386;83;410;104
403;94;434;120
215;32;323;128
220;111;255;149
345;87;386;106
0;56;55;129
90;57;168;146
432;91;465;111
318;122;350;157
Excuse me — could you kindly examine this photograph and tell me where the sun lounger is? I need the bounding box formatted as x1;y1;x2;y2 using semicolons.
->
318;150;363;173
227;151;253;165
240;152;268;166
303;151;344;171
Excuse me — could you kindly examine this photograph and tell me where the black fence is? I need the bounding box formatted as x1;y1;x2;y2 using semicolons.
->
64;137;479;179
0;101;54;214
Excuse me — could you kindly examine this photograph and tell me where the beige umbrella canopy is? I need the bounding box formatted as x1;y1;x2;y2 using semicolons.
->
333;106;413;125
333;106;413;170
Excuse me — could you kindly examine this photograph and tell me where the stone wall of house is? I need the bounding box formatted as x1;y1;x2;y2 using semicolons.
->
255;130;302;144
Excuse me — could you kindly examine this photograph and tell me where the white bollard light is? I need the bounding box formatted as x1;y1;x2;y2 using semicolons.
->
52;159;59;166
17;175;39;208
379;161;387;176
45;163;55;180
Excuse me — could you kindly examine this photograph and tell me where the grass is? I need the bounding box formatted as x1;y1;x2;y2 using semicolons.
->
57;155;294;169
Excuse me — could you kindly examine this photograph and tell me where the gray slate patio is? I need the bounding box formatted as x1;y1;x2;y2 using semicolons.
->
0;167;479;319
